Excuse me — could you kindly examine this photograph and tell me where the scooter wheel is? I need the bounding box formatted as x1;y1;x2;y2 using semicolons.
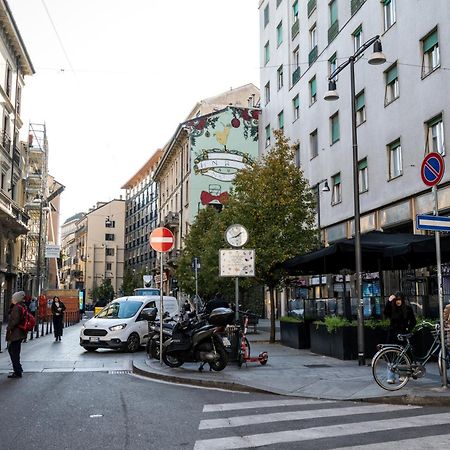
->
162;351;184;368
259;352;268;365
209;345;228;372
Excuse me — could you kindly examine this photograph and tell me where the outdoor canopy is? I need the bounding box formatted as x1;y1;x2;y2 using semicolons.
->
282;231;450;275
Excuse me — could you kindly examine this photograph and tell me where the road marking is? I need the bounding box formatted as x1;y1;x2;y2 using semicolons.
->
199;403;420;429
203;398;332;413
334;433;450;449
194;412;450;450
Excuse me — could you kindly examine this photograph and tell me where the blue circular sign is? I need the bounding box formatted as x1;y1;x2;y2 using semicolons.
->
421;152;445;187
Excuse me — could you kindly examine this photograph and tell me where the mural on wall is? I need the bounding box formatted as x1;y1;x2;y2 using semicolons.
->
185;107;260;221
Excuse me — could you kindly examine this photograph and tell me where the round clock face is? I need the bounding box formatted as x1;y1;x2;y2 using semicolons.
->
225;224;248;247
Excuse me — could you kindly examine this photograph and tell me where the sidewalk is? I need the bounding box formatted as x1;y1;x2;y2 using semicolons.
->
133;320;450;406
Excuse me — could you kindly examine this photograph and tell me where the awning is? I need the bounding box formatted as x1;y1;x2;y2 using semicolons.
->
283;231;448;275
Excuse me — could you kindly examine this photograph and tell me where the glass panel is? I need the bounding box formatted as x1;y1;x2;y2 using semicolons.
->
356;92;365;110
386;65;398;84
293;0;299;17
330;0;338;24
310;77;316;96
423;30;438;53
358;159;367;170
293;95;299;108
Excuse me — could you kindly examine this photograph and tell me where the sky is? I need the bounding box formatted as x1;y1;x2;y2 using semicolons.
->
8;0;260;224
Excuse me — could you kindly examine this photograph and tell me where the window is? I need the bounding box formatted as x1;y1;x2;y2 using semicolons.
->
294;144;301;167
310;24;317;50
385;63;399;105
265;125;271;147
329;0;338;26
106;262;112;271
356;90;366;126
265;81;270;104
105;220;116;228
5;64;12;97
383;0;396;31
292;47;300;85
330;112;340;144
422;29;440;77
0;172;5;190
388;139;402;179
358;158;368;192
105;234;115;241
264;41;270;65
278;110;284;131
106;248;115;256
309;76;317;105
292;0;299;19
277;65;284;90
293;95;300;121
426;115;445;155
310;129;318;159
264;4;269;27
332;173;342;204
277;21;283;47
329;53;338;79
353;25;363;53
16;85;22;115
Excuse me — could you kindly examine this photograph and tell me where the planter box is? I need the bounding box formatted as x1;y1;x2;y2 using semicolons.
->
280;320;311;349
310;324;388;360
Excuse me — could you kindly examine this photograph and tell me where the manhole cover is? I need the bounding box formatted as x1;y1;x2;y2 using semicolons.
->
303;364;331;368
108;370;133;374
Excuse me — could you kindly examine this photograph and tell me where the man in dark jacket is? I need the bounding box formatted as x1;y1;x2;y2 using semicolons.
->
205;292;230;314
6;291;27;379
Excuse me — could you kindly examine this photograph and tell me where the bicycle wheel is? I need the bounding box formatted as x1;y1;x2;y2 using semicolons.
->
438;349;450;382
372;347;411;391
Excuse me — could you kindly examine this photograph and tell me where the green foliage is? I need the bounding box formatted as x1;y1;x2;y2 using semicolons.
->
364;318;390;330
280;315;303;323
120;267;143;296
413;317;437;333
91;279;115;302
315;316;353;333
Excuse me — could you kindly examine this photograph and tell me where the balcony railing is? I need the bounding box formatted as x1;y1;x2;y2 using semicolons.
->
307;0;317;17
164;211;180;227
13;147;21;166
308;45;318;66
1;130;11;154
328;20;339;44
291;19;299;40
351;0;366;16
292;67;300;86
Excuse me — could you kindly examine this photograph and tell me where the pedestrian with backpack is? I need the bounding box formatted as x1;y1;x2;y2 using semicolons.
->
51;296;66;342
6;291;27;379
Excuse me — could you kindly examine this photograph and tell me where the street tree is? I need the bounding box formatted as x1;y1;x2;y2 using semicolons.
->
226;129;318;342
91;279;115;303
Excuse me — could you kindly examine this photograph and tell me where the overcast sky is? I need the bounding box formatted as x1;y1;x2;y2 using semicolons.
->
8;0;260;224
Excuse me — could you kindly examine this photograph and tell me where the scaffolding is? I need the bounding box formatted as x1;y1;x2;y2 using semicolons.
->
23;123;49;296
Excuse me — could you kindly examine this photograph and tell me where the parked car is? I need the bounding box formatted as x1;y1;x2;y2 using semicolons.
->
79;295;179;353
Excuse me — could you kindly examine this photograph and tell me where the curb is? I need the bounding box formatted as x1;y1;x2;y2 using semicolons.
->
363;393;450;407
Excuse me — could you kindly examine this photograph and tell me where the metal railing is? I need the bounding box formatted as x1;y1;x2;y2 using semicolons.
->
307;0;317;17
328;20;339;44
27;311;80;341
291;19;299;40
351;0;366;16
292;67;300;86
308;45;318;66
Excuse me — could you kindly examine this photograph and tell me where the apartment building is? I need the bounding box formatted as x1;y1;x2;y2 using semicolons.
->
259;0;449;243
121;149;162;274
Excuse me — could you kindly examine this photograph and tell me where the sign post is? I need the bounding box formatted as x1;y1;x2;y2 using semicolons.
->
419;152;447;387
192;257;201;312
149;227;174;365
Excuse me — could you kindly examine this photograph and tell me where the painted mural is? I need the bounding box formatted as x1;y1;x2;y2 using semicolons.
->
185;107;260;222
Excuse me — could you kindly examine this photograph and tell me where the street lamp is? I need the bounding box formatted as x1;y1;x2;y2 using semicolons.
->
315;179;330;238
324;36;386;366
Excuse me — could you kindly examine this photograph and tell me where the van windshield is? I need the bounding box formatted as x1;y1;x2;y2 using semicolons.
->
96;301;143;319
134;288;160;296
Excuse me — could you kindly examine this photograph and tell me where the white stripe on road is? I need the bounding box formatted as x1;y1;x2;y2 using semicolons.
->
199;403;420;429
202;398;333;413
334;433;450;449
194;412;450;450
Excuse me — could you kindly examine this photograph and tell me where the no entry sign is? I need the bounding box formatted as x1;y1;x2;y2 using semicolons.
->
421;152;445;187
149;227;174;253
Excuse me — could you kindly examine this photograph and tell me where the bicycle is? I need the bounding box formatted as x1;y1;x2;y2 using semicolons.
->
371;322;450;391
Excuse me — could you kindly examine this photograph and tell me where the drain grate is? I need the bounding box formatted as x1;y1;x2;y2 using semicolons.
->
108;370;133;375
303;364;331;368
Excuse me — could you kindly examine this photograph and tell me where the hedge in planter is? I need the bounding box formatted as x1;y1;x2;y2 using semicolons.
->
280;316;311;349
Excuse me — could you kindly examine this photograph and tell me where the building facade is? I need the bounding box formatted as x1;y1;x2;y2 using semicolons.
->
0;0;34;318
259;0;449;241
122;149;162;276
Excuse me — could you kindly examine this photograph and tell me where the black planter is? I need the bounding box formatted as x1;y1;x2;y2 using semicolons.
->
364;328;388;359
280;320;311;349
310;324;357;360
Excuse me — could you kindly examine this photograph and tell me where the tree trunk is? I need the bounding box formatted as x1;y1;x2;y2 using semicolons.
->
269;286;276;343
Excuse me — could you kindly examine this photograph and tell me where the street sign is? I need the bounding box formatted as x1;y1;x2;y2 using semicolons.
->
421;152;445;187
416;214;450;231
149;227;174;253
191;256;201;272
45;244;60;258
219;249;255;277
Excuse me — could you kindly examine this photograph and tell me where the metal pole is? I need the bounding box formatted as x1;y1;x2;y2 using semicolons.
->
350;58;365;366
235;277;239;323
433;185;448;387
159;251;164;366
195;258;199;313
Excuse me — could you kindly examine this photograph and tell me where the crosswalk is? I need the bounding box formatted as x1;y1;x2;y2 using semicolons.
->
194;398;450;449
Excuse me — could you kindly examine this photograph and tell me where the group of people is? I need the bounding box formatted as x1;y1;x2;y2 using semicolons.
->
5;292;66;379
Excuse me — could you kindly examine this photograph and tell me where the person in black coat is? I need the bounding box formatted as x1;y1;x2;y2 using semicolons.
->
384;291;417;344
205;292;230;315
51;296;66;342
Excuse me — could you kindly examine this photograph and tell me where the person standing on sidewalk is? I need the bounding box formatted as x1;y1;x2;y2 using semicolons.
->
6;291;27;379
51;296;66;342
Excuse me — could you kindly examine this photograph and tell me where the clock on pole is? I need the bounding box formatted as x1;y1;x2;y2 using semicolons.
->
225;224;249;247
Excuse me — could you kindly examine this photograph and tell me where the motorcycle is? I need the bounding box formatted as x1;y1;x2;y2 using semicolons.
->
161;307;234;372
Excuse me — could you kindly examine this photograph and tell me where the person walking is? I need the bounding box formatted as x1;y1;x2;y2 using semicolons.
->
51;296;66;342
384;291;416;384
6;291;27;379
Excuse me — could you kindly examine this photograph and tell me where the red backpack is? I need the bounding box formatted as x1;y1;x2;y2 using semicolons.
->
18;304;36;332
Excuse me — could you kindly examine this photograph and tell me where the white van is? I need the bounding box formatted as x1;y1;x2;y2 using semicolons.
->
79;295;179;352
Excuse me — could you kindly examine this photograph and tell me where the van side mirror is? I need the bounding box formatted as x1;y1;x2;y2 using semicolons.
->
140;307;157;321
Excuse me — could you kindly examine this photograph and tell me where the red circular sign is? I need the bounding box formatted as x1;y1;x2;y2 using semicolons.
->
421;152;445;187
149;227;174;253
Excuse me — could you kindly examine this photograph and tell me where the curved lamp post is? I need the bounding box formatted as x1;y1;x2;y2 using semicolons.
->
324;36;386;366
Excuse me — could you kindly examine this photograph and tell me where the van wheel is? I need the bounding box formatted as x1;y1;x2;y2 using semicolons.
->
125;333;140;353
83;347;97;352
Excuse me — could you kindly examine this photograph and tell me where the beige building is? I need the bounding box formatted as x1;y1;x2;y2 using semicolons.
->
75;200;125;303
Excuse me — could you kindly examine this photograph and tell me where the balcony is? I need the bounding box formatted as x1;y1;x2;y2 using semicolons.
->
307;0;316;17
291;19;299;40
163;211;180;228
328;20;339;44
292;67;300;86
351;0;366;16
1;131;11;154
308;45;318;66
0;190;29;237
166;249;181;266
13;147;21;166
